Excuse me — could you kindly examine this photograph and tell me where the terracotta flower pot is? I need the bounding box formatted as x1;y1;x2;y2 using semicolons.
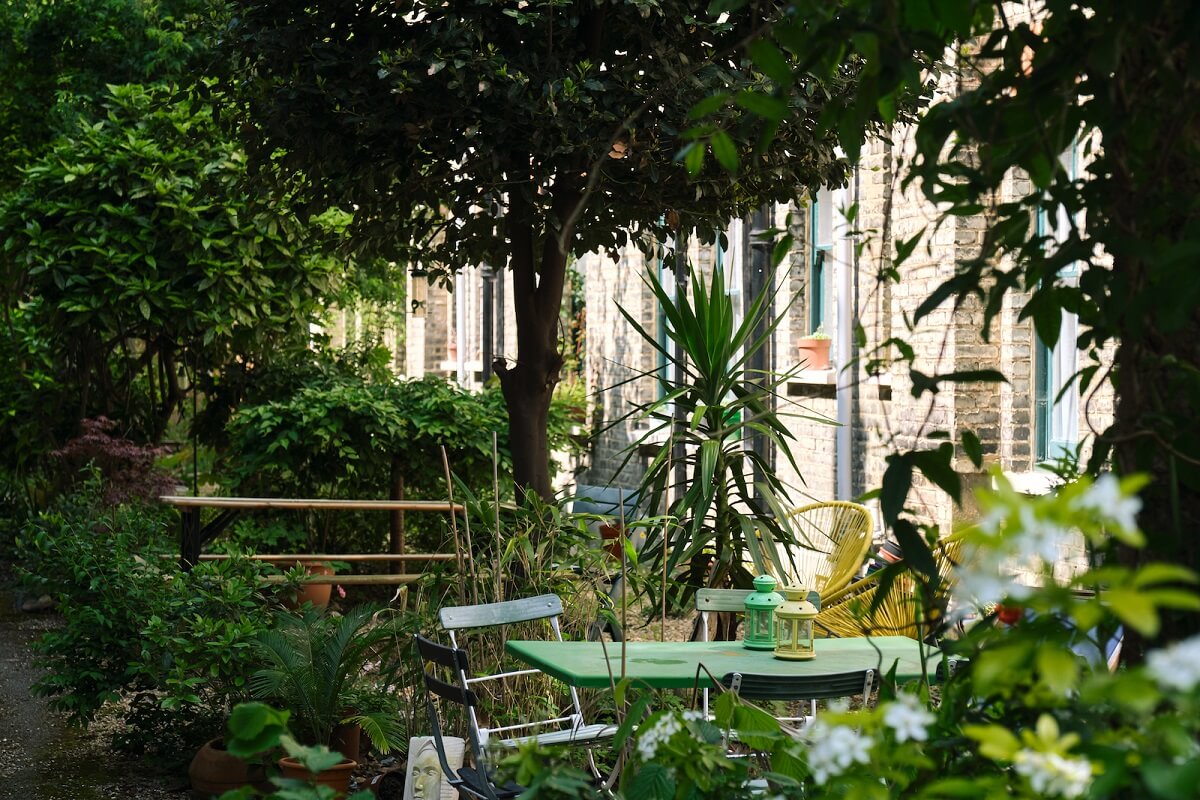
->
330;719;362;763
278;755;357;798
283;561;336;609
189;738;270;799
797;337;831;370
599;523;626;560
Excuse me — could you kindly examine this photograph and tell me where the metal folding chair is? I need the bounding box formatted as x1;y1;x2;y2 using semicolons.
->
414;634;524;800
694;588;752;719
438;594;616;769
720;668;876;729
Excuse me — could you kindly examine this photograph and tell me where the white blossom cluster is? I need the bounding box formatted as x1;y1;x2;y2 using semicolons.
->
1071;473;1141;533
953;475;1141;611
882;693;935;743
1012;749;1093;798
1146;633;1200;693
636;712;683;760
804;721;873;784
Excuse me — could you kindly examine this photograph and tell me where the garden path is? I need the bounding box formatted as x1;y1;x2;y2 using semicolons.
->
0;578;182;799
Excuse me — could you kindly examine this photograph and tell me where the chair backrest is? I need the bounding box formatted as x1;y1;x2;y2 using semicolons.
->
695;588;752;642
414;634;491;798
439;594;564;632
438;594;589;746
722;668;876;703
570;484;640;519
781;501;873;595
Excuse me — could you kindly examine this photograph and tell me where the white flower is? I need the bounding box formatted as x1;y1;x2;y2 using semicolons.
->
1075;473;1141;533
1017;505;1073;564
636;713;682;761
953;550;1031;610
682;710;705;723
882;693;935;743
1013;749;1092;798
805;721;873;784
1146;634;1200;693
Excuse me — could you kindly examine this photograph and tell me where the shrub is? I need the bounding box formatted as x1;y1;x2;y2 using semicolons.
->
18;483;277;756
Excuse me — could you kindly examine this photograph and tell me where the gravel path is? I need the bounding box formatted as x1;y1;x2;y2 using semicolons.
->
0;578;186;800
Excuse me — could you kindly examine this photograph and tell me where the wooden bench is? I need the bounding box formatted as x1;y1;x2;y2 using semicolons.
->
197;552;457;586
160;496;466;574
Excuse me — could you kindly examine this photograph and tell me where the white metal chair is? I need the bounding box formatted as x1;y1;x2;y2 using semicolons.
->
438;594;616;772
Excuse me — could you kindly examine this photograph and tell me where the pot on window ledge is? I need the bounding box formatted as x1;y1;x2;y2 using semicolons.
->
797;332;831;370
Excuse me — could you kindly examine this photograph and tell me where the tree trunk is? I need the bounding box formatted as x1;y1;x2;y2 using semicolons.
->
1105;13;1200;657
495;182;574;502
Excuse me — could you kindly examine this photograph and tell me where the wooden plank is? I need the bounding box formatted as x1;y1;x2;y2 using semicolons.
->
439;594;563;631
261;574;421;586
160;496;465;512
197;553;456;562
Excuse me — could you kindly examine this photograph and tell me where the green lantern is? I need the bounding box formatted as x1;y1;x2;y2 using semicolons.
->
775;585;818;660
743;574;784;650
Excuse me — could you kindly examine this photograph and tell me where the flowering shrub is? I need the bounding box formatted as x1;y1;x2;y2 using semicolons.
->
505;474;1200;799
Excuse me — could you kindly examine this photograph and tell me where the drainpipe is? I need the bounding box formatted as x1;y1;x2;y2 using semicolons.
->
455;270;467;384
835;173;856;501
481;263;495;382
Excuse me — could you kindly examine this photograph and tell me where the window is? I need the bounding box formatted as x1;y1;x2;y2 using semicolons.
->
809;188;834;333
1034;146;1081;463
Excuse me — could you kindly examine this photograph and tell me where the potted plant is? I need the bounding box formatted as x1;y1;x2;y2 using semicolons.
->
250;605;406;796
797;326;832;370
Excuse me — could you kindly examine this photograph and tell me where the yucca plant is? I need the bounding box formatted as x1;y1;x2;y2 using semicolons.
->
249;604;406;754
616;258;827;613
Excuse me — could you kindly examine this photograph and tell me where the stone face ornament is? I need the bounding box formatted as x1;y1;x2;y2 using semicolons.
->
403;736;464;800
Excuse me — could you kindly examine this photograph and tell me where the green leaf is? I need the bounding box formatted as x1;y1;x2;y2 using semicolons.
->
734;90;787;121
710;130;738;173
1105;587;1160;636
963;723;1021;761
629;762;675;800
747;39;792;85
880;455;913;523
1036;646;1080;696
688;92;731;119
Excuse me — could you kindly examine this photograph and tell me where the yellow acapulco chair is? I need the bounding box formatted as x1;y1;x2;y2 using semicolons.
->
775;501;874;598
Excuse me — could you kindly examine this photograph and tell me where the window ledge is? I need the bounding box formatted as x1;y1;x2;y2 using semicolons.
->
789;369;837;386
1000;469;1060;496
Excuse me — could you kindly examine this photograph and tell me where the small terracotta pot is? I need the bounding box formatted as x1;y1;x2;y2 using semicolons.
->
330;720;362;763
278;755;357;798
797;337;831;370
283;560;335;609
189;738;270;799
599;523;626;560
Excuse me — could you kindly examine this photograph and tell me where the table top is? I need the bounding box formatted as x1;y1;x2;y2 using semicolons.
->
505;637;940;689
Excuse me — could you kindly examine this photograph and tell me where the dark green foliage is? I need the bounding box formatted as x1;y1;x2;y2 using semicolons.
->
0;82;340;458
220;702;376;800
223;364;583;553
219;0;866;497
0;0;220;190
17;483;276;755
249;605;407;753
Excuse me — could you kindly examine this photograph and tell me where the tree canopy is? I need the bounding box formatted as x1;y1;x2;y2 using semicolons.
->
0;82;338;457
221;0;880;498
708;0;1200;648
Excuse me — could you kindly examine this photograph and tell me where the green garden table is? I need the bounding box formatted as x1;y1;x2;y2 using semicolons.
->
505;636;940;689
